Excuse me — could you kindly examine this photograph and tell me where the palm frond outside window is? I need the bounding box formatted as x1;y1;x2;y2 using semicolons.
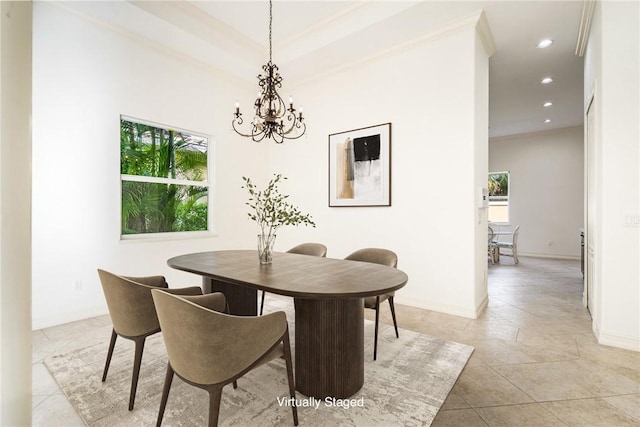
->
120;117;210;236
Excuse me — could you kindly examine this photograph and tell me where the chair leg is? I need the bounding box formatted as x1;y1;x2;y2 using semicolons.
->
388;297;399;338
207;387;223;427
102;329;117;382
282;331;298;426
260;291;266;316
156;363;174;427
373;296;380;361
129;337;146;411
513;246;519;264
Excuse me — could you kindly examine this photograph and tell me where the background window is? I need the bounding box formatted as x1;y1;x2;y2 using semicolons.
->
120;117;209;236
488;171;509;223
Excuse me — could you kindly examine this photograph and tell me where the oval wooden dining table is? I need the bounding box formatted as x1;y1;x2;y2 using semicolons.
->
167;250;409;399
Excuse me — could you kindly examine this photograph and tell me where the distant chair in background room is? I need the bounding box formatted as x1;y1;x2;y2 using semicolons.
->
344;248;399;361
259;243;327;315
488;226;498;264
495;224;520;264
97;269;205;410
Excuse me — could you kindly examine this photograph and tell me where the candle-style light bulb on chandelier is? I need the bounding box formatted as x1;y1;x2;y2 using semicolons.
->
232;0;306;143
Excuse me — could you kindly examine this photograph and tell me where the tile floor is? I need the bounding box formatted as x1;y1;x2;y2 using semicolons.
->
32;257;640;426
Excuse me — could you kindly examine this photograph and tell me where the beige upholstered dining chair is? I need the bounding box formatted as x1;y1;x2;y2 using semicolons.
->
259;242;328;315
97;269;206;410
344;248;399;361
151;290;298;427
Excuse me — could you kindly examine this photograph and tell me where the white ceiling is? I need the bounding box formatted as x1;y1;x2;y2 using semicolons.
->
61;0;585;138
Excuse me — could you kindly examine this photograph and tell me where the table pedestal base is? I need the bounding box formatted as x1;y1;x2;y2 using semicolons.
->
294;298;364;399
203;277;257;316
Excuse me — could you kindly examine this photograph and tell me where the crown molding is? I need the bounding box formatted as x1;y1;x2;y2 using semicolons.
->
489;124;584;143
45;1;252;88
129;1;264;64
292;9;493;88
575;0;596;56
476;10;496;57
277;1;371;49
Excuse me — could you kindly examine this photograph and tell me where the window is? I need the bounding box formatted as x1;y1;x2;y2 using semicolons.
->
488;171;509;223
120;116;210;237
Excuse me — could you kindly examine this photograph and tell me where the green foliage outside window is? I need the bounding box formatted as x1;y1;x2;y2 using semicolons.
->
120;118;209;235
488;172;509;200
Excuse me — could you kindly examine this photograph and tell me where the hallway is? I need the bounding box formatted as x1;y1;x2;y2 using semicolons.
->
421;257;639;426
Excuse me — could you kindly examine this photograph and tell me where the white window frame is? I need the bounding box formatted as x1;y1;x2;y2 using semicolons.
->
488;171;510;224
120;115;213;240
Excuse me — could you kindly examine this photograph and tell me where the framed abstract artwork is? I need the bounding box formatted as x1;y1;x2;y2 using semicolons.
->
328;123;391;207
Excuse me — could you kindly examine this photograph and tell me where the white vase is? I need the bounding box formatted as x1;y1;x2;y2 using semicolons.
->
257;234;276;264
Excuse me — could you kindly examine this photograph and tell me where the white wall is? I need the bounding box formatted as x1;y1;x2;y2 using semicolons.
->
31;3;267;329
489;126;584;259
584;1;640;351
473;33;490;311
1;1;32;423
267;22;492;317
32;4;492;328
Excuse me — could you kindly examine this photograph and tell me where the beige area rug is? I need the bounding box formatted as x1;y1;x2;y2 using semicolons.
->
45;302;473;426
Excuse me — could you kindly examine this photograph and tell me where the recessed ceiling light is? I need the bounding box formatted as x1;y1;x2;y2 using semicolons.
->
544;119;552;123
537;39;554;49
541;77;554;84
543;102;553;107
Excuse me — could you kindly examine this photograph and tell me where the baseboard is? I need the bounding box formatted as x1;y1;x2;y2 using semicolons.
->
32;306;109;331
598;335;640;352
593;322;640;352
475;294;489;318
518;252;580;261
394;296;479;319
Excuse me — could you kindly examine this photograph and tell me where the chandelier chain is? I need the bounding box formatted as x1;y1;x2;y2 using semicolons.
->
269;0;273;62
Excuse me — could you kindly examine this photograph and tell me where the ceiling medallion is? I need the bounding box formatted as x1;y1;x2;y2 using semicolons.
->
232;0;306;143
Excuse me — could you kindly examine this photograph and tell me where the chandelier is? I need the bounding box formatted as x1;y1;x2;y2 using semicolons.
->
232;0;306;143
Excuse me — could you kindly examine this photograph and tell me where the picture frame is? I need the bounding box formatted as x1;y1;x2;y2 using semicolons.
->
328;123;391;207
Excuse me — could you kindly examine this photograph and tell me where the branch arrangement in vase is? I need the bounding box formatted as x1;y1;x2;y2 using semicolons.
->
242;174;316;262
